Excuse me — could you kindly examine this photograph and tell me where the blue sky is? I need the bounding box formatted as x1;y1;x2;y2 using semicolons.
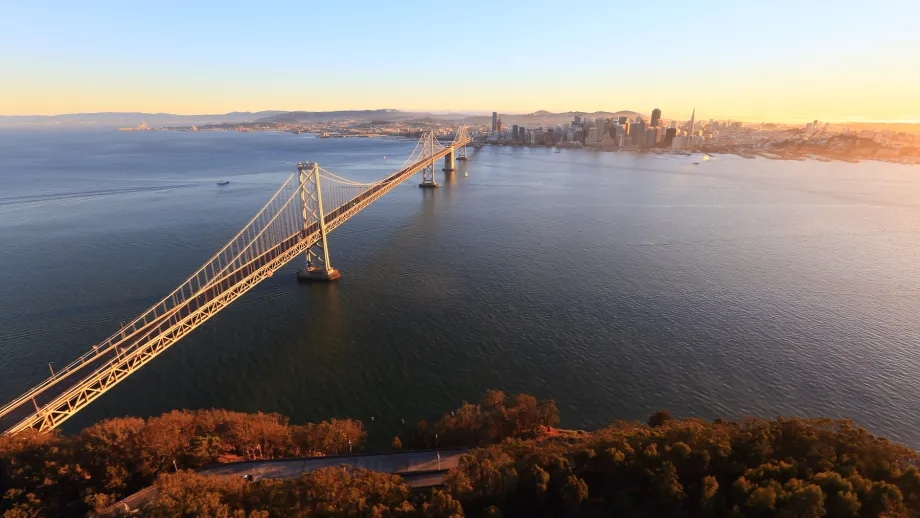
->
2;0;918;121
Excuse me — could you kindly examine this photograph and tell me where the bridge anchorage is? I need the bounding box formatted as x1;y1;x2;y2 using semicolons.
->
0;126;472;435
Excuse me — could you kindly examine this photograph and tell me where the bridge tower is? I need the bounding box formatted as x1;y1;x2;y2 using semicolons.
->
297;161;341;281
418;131;439;189
455;126;469;161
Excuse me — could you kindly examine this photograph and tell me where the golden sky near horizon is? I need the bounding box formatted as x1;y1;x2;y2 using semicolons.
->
4;52;918;124
3;1;919;123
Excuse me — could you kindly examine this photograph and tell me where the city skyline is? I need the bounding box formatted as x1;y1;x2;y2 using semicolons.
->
2;0;918;122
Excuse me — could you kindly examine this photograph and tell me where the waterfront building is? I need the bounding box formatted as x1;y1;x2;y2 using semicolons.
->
646;128;657;148
651;108;661;127
492;112;498;132
633;120;647;145
587;127;598;144
664;127;677;147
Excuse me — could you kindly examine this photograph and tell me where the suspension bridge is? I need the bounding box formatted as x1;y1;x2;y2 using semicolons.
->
0;127;472;436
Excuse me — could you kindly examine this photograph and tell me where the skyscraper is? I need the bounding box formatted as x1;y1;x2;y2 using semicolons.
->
646;128;657;148
618;116;628;125
664;127;677;147
651;108;661;127
633;120;646;146
686;108;696;150
492;112;498;133
512;125;519;142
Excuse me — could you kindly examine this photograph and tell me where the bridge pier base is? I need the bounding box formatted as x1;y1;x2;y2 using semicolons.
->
297;267;341;282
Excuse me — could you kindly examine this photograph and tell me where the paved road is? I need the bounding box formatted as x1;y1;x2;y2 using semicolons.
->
105;448;467;514
199;448;467;484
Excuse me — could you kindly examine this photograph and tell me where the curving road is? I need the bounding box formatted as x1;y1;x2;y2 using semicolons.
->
106;448;468;514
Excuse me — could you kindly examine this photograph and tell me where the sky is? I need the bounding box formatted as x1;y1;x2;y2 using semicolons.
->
1;0;919;122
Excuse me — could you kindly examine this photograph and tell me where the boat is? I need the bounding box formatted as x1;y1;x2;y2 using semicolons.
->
216;180;230;186
692;162;700;165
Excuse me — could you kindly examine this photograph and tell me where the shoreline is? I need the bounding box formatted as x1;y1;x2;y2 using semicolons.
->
490;141;918;166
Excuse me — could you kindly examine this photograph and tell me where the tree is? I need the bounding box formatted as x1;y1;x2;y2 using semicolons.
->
648;410;674;427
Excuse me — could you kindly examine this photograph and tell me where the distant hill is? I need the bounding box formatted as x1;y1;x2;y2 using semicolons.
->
0;109;651;129
0;111;287;128
257;109;413;124
255;109;471;124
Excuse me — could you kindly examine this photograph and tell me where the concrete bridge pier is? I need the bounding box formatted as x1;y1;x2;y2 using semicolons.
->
442;148;456;172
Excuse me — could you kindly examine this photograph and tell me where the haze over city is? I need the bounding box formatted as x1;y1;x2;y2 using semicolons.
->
2;0;918;122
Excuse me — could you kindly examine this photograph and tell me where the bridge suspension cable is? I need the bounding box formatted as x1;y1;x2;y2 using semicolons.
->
0;128;472;435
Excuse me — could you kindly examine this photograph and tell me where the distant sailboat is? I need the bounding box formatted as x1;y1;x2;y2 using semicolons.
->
464;172;468;177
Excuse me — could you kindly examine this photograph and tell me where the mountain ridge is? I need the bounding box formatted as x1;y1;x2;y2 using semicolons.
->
0;109;649;128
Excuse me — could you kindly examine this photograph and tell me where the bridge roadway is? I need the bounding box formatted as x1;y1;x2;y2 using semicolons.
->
1;138;469;435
